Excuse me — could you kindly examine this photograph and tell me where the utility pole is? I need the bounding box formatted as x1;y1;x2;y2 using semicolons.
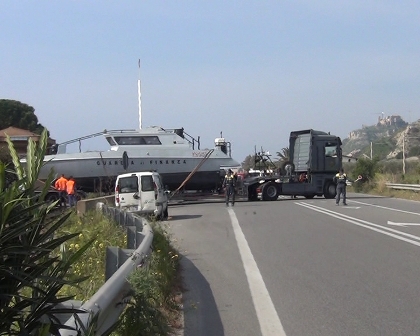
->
370;142;373;160
403;133;406;174
138;59;142;130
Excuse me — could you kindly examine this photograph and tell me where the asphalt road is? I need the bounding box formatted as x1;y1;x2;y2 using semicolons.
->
168;194;420;336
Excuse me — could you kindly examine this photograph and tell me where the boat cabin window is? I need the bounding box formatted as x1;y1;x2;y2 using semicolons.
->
113;136;162;146
106;137;117;146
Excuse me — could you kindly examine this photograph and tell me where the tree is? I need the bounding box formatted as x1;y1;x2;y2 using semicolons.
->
353;157;379;182
241;155;255;171
0;99;46;134
276;147;290;162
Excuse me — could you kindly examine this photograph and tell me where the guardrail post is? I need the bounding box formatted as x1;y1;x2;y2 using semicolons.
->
105;247;136;281
126;222;145;249
61;203;153;335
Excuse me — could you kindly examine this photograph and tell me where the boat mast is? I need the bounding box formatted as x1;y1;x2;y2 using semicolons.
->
138;59;142;130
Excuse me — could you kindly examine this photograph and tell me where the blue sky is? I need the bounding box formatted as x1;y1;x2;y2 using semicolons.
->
1;1;420;162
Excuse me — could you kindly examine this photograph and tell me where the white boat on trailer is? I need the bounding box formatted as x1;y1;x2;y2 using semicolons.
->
25;61;241;192
34;126;240;192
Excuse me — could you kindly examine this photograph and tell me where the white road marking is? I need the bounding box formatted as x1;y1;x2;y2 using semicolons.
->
387;221;420;227
228;208;287;336
351;200;420;217
296;202;420;246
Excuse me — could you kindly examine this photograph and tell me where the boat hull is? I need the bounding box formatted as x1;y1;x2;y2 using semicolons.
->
70;170;223;193
37;153;238;192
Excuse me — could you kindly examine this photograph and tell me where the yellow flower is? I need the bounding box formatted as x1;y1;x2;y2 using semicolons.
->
79;233;83;238
99;243;104;248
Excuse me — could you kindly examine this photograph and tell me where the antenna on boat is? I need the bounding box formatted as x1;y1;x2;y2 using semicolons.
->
138;59;142;130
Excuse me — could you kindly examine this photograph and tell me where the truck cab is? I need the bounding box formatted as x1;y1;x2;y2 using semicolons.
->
245;129;342;201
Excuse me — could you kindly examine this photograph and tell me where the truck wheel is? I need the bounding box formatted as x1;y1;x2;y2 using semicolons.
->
247;186;258;201
323;181;336;199
261;182;279;201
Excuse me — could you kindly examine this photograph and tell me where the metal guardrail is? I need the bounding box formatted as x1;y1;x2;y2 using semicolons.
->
60;203;154;335
386;183;420;191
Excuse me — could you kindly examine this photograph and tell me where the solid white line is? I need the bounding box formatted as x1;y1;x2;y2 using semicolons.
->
296;202;420;247
387;221;420;227
297;202;420;241
350;200;420;216
228;208;287;336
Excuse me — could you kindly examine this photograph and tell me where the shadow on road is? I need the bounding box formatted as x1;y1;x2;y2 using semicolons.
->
169;214;203;221
180;256;225;336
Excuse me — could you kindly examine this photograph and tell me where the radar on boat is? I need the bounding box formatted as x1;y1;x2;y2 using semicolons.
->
214;138;226;146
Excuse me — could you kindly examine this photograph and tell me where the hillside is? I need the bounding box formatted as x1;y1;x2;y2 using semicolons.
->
342;115;420;160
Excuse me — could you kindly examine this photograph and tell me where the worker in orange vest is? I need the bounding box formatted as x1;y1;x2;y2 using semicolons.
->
66;176;77;207
54;174;68;207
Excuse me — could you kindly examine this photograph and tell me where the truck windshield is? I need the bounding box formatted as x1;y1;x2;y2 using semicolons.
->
325;144;337;157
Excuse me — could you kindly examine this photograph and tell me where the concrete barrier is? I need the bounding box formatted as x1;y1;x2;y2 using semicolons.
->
77;195;114;215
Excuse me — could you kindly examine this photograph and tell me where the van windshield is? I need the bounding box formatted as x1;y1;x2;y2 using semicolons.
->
119;176;138;193
141;176;154;192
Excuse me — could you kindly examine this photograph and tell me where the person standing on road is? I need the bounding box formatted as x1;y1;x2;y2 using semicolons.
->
66;176;77;207
54;174;68;207
223;169;236;206
334;168;362;206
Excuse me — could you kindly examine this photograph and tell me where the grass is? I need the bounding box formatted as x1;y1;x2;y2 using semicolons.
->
114;220;182;336
350;172;420;202
53;209;182;335
57;209;127;301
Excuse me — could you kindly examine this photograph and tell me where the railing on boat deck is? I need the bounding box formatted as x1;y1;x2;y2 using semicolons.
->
161;127;200;150
49;127;201;154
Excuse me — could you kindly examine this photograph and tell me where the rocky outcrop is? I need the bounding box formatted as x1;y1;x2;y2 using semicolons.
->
342;115;413;159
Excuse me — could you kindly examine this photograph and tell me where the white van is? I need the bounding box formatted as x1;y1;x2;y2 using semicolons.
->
115;171;169;219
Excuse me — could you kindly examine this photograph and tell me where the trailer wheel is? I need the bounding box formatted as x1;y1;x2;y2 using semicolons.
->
45;193;59;203
261;182;279;201
304;194;315;199
323;181;336;199
247;186;258;201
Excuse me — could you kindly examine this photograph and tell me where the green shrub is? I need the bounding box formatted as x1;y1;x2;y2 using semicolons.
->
57;211;127;301
115;221;181;336
0;130;91;335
